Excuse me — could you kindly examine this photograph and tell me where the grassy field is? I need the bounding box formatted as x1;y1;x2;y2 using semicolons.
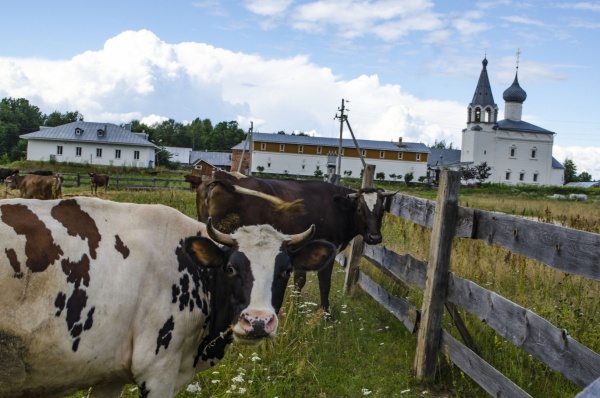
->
2;162;599;397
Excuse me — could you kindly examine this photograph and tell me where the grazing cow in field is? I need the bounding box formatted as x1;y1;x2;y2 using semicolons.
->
0;197;335;398
197;170;397;311
0;168;19;182
184;173;204;189
5;173;63;199
89;172;109;195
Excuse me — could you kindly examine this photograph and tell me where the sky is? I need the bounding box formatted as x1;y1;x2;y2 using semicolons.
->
1;0;599;178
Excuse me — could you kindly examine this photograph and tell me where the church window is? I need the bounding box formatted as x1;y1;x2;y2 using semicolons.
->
531;147;537;158
510;146;516;157
475;107;481;122
533;173;539;182
505;171;511;180
484;150;486;155
519;173;525;181
485;107;492;122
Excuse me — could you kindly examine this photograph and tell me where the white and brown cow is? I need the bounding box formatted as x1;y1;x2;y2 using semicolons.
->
0;197;335;398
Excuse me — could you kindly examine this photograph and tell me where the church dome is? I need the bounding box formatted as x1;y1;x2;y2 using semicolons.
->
503;72;527;103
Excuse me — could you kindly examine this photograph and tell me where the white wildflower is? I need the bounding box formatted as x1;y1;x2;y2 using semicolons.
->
401;389;411;394
186;383;201;393
232;375;245;383
211;379;220;384
362;388;373;395
238;387;247;394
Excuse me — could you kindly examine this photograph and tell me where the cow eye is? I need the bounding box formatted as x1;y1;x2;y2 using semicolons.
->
225;263;236;275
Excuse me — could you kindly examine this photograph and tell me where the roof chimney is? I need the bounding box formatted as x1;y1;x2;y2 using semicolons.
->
398;137;403;147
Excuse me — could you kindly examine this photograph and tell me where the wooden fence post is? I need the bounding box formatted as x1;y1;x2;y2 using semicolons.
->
344;164;376;294
414;170;461;380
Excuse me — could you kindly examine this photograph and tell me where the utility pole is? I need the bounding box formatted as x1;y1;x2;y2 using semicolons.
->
237;121;253;174
334;99;367;173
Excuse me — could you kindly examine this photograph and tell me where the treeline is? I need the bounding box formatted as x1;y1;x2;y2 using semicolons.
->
0;97;247;163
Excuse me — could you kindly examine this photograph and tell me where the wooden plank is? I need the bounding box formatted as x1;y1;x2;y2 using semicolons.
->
576;376;600;398
344;236;364;294
446;273;600;388
357;271;420;333
362;244;427;289
472;210;600;281
386;195;474;238
414;170;461;379
441;330;532;398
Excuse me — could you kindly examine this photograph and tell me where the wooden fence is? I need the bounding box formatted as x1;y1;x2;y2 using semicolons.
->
344;169;600;397
59;173;190;190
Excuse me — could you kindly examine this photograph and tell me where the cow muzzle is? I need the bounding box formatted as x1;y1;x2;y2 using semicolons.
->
365;233;382;245
232;309;278;345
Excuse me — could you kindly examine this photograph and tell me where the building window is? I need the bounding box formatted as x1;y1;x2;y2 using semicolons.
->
531;147;537;158
379;151;385;158
57;146;63;155
115;149;121;159
416;153;421;161
361;150;367;157
75;128;82;136
316;165;320;170
533;173;539;182
505;172;511;180
280;144;285;152
134;150;140;160
302;164;305;170
96;148;102;158
298;145;303;154
510;146;516;157
97;129;105;137
267;162;271;168
75;147;82;157
398;152;403;160
475;107;481;122
317;146;322;155
260;143;266;151
519;173;525;181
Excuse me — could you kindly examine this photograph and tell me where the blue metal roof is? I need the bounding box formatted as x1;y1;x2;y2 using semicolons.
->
191;151;232;166
495;119;554;134
427;148;462;167
20;121;159;148
552;157;564;169
233;132;430;153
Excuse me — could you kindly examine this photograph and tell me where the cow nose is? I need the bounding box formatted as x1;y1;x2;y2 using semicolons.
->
239;311;278;337
366;233;382;244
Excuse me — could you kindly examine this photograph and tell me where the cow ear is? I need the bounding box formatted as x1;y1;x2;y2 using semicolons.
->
184;237;225;268
290;240;336;272
334;194;355;210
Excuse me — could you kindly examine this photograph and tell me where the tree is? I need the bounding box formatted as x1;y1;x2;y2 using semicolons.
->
430;139;454;149
389;173;397;181
314;168;324;178
578;171;593;182
256;165;265;175
563;158;577;184
44;110;83;127
404;171;414;186
343;170;352;177
0;97;45;159
458;165;476;182
473;162;492;184
376;172;385;181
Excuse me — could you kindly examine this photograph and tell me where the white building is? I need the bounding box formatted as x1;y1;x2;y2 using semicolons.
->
461;57;564;185
231;133;430;181
21;121;160;168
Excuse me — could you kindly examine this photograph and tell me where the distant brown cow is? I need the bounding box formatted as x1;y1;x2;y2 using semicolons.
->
5;173;63;199
89;173;109;195
184;173;204;189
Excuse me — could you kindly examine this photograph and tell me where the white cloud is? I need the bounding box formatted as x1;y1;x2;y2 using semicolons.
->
244;0;293;16
553;145;600;180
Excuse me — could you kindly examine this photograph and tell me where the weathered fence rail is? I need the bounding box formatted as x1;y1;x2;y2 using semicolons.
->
345;169;600;397
59;173;190;190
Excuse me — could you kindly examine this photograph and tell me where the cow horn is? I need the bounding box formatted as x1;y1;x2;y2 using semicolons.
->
347;192;359;199
286;224;315;246
206;217;236;247
380;190;398;197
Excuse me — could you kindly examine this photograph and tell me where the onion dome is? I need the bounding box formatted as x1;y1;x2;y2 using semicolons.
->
503;72;527;103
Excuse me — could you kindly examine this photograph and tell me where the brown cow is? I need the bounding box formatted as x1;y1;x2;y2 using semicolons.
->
89;172;109;195
197;170;396;312
5;173;63;199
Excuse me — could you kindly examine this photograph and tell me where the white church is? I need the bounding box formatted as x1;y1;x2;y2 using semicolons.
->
459;57;564;185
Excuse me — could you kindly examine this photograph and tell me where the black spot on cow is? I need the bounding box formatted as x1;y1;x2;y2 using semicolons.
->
114;234;130;259
156;316;174;355
138;381;150;398
171;284;180;303
84;307;94;331
61;254;91;288
51;199;101;259
72;338;80;352
54;292;66;316
1;204;63;273
4;248;23;278
178;274;190;311
194;329;232;368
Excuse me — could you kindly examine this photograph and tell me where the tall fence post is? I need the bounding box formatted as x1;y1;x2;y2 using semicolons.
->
414;170;461;380
344;164;376;294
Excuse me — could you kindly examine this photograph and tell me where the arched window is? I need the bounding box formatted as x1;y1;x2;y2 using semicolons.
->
531;147;537;159
510;145;516;158
485;107;492;122
475;107;481;122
